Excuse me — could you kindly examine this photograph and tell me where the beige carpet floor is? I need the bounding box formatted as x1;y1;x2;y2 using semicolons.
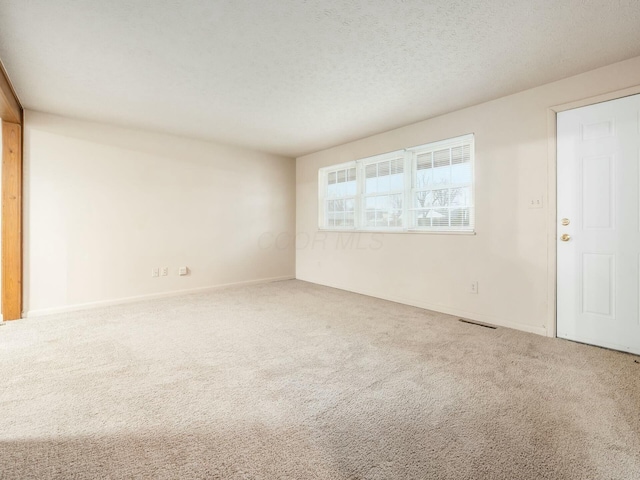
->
1;279;639;479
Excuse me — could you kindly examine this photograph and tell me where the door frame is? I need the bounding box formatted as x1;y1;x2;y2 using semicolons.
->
546;85;640;338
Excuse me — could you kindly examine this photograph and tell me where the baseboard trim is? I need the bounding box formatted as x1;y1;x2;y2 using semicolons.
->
24;275;295;318
296;277;548;337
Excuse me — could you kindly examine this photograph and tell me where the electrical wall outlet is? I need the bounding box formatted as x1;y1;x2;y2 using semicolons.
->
178;266;188;276
469;281;479;294
152;268;159;278
161;266;169;276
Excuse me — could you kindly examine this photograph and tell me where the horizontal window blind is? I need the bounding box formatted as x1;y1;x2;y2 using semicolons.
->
409;135;474;231
363;154;405;229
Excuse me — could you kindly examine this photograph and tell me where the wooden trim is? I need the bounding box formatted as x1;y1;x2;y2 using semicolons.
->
0;61;21;125
2;122;22;320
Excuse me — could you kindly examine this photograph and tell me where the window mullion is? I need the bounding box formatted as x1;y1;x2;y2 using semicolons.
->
318;170;326;229
356;161;364;229
404;150;412;230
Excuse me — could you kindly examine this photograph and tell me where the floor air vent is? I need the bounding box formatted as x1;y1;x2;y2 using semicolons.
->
459;318;497;329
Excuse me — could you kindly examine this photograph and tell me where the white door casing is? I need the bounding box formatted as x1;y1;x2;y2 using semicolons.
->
557;94;640;355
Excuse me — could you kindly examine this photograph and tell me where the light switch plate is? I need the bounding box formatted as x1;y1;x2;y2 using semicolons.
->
529;197;543;209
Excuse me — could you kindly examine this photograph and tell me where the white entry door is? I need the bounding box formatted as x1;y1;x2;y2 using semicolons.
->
557;94;640;355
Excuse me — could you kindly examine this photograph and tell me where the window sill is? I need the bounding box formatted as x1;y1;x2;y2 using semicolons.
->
317;228;476;235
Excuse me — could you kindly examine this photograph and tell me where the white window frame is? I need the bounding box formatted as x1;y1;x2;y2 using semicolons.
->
318;134;475;234
318;161;358;230
359;150;408;232
407;134;475;232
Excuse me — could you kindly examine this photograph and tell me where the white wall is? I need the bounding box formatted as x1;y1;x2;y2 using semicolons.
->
24;111;295;315
296;55;640;336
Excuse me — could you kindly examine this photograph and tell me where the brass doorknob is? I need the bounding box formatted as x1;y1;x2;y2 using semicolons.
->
560;233;571;242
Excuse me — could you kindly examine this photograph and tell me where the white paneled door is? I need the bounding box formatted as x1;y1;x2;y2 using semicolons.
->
557;94;640;355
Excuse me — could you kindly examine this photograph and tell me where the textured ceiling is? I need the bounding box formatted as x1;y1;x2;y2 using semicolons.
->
1;1;640;157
